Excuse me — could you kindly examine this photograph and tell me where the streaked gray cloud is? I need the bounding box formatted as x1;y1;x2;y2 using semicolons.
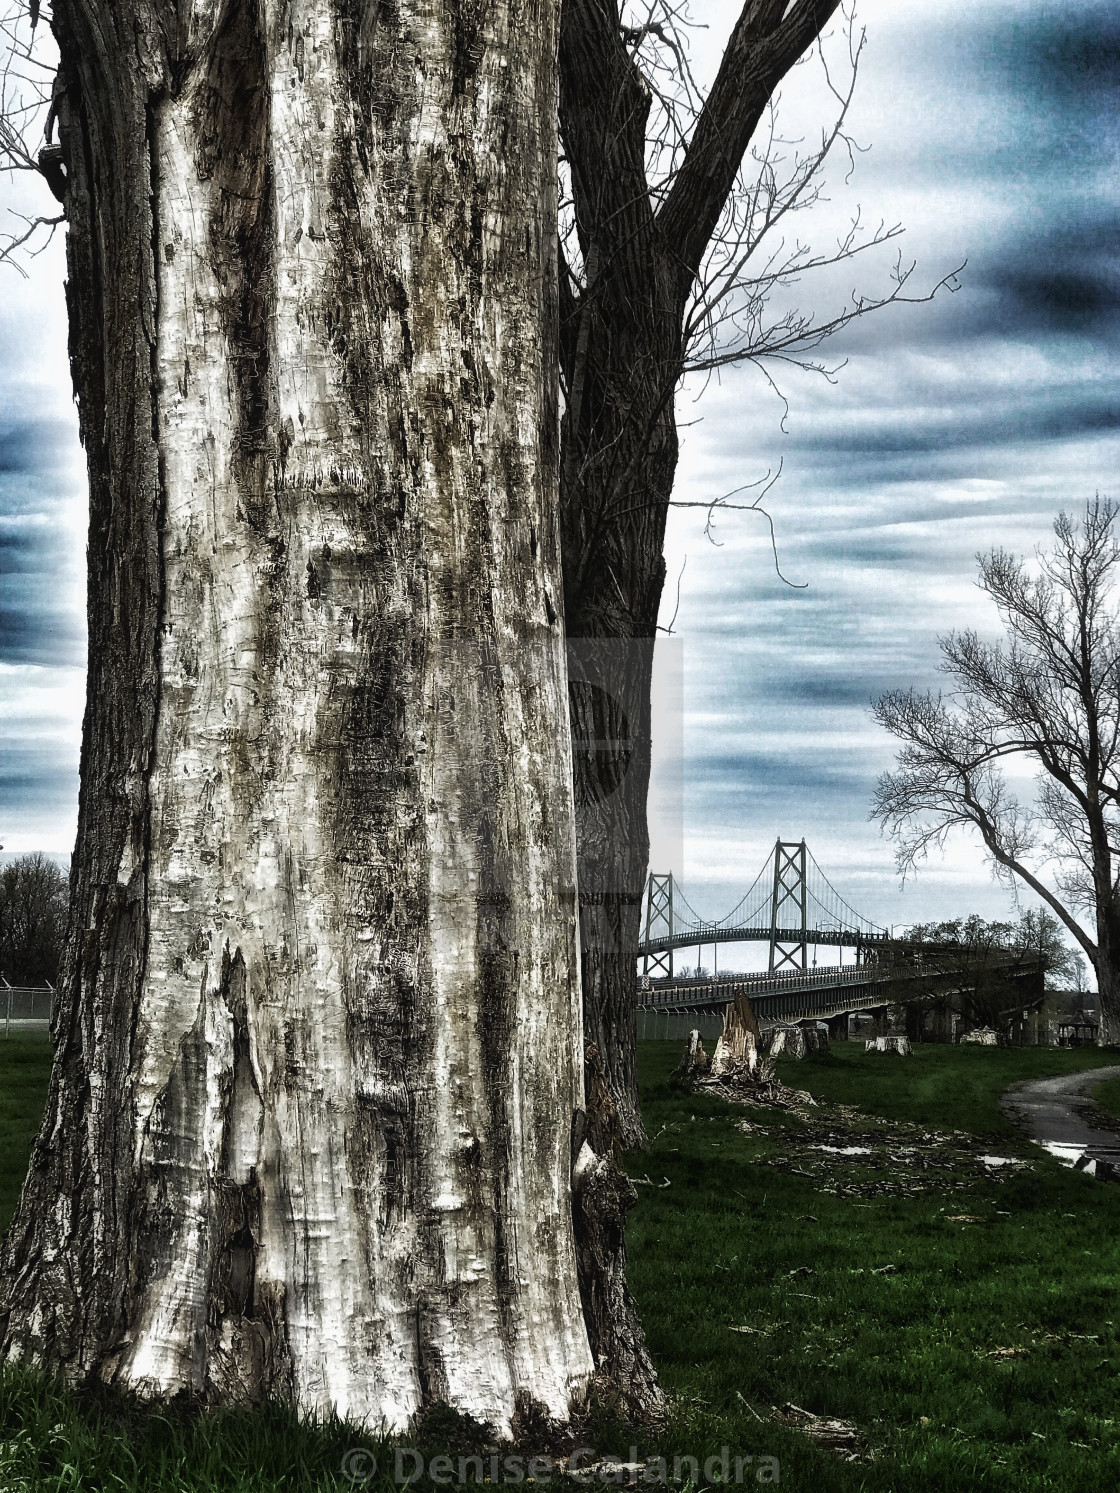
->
0;183;85;849
654;0;1118;956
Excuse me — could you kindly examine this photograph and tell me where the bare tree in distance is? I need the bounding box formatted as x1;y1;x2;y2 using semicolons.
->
559;0;960;1157
872;499;1120;1044
0;852;68;986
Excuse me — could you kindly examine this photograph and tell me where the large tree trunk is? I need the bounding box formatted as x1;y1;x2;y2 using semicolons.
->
558;0;842;1145
1;0;597;1432
554;3;680;1423
559;0;682;1155
1088;807;1120;1044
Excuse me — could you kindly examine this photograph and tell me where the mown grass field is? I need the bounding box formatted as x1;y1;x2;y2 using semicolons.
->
1091;1073;1120;1125
0;1039;52;1237
2;1037;1120;1490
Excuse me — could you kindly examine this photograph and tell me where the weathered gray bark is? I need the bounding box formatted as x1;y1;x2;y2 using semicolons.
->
1091;857;1120;1046
1;0;598;1432
571;1043;663;1424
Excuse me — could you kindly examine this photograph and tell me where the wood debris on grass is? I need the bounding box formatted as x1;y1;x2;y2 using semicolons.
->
672;1010;1036;1197
736;1107;1034;1198
773;1402;871;1461
976;1330;1105;1360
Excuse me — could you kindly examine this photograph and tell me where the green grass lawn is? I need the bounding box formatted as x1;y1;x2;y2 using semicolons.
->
1091;1074;1120;1125
771;1035;1120;1133
626;1040;1120;1493
3;1037;1120;1490
0;1039;52;1236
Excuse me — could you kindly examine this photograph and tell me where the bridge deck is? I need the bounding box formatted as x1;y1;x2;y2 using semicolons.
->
638;966;886;1022
639;924;888;957
637;955;1044;1023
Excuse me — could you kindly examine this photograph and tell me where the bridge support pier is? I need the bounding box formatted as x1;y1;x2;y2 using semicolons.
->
768;840;808;972
641;874;675;980
905;1003;924;1044
827;1012;850;1042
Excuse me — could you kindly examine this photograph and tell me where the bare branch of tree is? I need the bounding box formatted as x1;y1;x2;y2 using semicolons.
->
0;205;62;272
558;0;959;598
657;0;845;286
1;1;64;270
657;552;687;633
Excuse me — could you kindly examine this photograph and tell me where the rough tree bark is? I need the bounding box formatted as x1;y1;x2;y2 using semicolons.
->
559;0;843;1152
0;0;599;1431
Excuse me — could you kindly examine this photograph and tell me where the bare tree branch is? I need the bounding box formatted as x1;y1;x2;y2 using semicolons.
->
657;0;844;287
0;205;62;272
1;1;64;270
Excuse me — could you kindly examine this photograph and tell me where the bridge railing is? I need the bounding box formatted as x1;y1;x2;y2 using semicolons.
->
636;949;1045;1013
640;963;873;998
638;980;891;1022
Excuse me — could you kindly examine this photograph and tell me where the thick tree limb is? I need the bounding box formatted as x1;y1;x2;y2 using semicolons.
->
657;0;842;289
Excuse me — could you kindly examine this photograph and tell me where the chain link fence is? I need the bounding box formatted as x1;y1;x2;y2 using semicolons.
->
1;985;55;1038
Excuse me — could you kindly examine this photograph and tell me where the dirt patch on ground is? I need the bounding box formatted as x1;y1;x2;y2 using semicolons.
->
736;1103;1034;1198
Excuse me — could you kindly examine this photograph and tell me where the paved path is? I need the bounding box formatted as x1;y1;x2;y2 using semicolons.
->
1001;1065;1120;1178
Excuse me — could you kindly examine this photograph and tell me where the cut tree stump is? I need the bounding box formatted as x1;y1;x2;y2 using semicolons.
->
865;1036;912;1056
675;1029;711;1079
673;996;818;1110
710;995;763;1080
767;1026;830;1060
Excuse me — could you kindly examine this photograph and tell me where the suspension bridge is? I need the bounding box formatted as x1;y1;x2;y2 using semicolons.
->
636;839;1043;1026
639;840;889;979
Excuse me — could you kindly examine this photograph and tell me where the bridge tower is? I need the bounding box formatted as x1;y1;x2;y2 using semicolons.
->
768;839;808;972
642;873;674;979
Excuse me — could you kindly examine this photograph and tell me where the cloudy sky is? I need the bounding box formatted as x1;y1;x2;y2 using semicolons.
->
2;0;1117;967
649;0;1119;964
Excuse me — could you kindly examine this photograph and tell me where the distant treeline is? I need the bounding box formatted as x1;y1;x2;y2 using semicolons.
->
0;853;69;987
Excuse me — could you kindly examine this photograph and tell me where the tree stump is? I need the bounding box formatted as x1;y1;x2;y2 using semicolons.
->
674;1029;711;1079
710;995;762;1080
767;1026;807;1060
766;1025;830;1059
865;1035;912;1056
